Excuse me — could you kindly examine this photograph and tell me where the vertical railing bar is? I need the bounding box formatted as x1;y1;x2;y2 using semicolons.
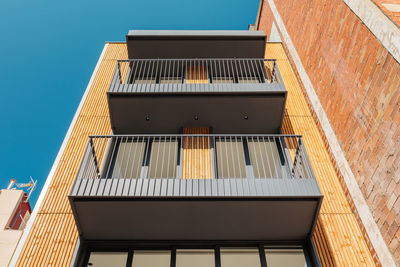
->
238;59;244;83
229;136;236;178
96;137;107;178
197;133;200;178
141;136;150;179
161;135;166;178
129;136;139;178
124;136;134;179
248;59;257;82
289;137;298;177
298;137;310;178
258;136;268;178
162;59;168;92
82;140;92;179
235;136;243;178
222;59;227;87
105;137;117;178
167;135;172;178
85;138;95;179
167;59;172;92
223;136;228;178
278;136;291;178
246;59;252;83
149;60;156;92
213;137;217;179
251;136;260;178
142;60;149;92
154;136;161;178
131;60;138;85
191;133;194;179
266;136;276;178
136;60;144;92
90;137;100;179
270;137;280;178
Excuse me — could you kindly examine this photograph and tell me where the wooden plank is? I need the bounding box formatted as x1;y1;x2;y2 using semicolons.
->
182;127;212;179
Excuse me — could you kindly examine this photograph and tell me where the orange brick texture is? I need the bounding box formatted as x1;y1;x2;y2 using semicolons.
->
258;0;400;265
372;0;400;27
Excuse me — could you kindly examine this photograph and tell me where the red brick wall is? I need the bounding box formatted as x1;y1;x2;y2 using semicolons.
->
258;0;400;264
372;0;400;27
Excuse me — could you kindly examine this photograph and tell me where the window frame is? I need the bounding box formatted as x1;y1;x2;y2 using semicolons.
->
75;239;321;267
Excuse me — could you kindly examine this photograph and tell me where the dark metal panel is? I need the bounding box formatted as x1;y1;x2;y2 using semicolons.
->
108;94;286;134
126;30;266;59
72;199;320;241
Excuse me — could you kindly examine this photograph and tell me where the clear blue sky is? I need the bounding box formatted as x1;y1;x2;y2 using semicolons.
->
0;0;260;207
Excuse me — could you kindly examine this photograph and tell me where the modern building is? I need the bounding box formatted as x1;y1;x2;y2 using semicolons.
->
0;188;31;267
8;2;400;265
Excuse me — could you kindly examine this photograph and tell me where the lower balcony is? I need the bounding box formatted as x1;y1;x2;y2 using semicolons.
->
69;135;322;242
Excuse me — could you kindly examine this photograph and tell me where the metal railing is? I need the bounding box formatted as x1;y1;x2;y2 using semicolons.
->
76;135;316;181
109;58;284;93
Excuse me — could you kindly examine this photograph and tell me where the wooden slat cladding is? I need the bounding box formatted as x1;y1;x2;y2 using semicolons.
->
270;43;375;266
185;66;208;84
182;127;212;179
16;43;127;266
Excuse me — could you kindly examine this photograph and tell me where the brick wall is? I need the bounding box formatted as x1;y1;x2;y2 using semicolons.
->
258;0;400;264
372;0;400;27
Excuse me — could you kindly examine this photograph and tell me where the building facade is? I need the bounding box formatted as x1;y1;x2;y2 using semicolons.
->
9;24;390;267
255;0;400;266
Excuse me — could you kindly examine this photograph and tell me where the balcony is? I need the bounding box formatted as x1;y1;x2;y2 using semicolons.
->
107;58;287;134
69;135;322;242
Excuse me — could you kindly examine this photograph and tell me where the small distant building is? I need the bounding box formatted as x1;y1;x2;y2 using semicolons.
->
0;189;31;267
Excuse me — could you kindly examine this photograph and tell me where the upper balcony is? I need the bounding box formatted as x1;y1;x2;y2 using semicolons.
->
107;58;287;134
69;134;322;242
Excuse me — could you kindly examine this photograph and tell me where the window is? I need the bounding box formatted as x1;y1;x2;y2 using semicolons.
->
247;139;283;178
147;140;179;178
106;137;180;179
132;251;171;267
265;249;308;267
220;248;260;267
87;252;128;267
108;139;146;178
216;138;247;178
83;246;313;267
176;249;215;267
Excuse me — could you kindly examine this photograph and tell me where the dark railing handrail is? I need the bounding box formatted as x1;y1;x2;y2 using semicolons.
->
109;58;284;89
76;134;316;181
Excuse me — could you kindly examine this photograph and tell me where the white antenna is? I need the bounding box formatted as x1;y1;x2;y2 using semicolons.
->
7;177;37;202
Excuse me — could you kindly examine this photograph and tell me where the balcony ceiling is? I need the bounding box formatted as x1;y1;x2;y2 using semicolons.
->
70;178;322;241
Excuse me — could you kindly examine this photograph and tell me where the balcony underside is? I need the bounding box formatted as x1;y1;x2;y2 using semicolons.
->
108;89;287;134
69;178;322;241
